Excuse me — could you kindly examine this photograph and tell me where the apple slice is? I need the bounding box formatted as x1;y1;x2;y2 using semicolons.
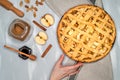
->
45;14;54;26
38;31;48;40
41;18;49;27
35;36;46;45
40;14;54;27
35;31;48;45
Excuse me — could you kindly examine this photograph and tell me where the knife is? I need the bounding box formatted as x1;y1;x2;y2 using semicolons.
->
68;62;83;80
90;0;96;4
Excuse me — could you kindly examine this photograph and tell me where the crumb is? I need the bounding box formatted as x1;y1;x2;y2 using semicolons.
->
24;0;30;4
33;11;37;18
33;7;38;11
41;0;45;3
35;0;44;6
19;1;23;7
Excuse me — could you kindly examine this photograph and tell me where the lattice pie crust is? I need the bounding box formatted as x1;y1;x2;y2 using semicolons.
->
57;5;116;62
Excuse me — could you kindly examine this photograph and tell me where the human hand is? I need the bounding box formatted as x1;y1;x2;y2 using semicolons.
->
50;54;83;80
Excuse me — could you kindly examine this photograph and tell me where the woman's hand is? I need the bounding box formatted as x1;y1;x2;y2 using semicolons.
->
50;54;83;80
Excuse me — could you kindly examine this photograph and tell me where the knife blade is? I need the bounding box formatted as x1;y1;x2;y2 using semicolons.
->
90;0;96;4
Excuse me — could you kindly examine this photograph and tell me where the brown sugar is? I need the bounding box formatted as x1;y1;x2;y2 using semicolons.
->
12;24;24;35
9;19;31;41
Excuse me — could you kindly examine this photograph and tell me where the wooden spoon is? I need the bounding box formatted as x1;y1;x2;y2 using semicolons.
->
4;45;36;61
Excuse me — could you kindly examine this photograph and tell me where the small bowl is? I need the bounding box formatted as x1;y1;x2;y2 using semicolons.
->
19;46;32;60
8;19;33;41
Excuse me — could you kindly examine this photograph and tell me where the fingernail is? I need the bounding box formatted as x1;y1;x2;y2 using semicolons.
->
61;54;64;57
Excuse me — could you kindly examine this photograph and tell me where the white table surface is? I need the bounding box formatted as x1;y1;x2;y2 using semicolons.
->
0;0;120;80
0;0;63;80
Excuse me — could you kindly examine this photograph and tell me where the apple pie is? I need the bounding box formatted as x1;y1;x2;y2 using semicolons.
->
57;4;116;62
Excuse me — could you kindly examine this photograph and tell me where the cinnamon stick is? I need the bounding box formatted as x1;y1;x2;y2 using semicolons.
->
33;20;46;31
41;44;52;57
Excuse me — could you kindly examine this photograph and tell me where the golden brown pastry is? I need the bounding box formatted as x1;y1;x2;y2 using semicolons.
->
57;4;116;62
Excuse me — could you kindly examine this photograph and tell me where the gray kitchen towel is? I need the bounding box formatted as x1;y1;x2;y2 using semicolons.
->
76;54;113;80
45;0;92;17
45;0;113;80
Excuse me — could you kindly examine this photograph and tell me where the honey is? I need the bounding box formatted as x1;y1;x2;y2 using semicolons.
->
19;46;32;60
